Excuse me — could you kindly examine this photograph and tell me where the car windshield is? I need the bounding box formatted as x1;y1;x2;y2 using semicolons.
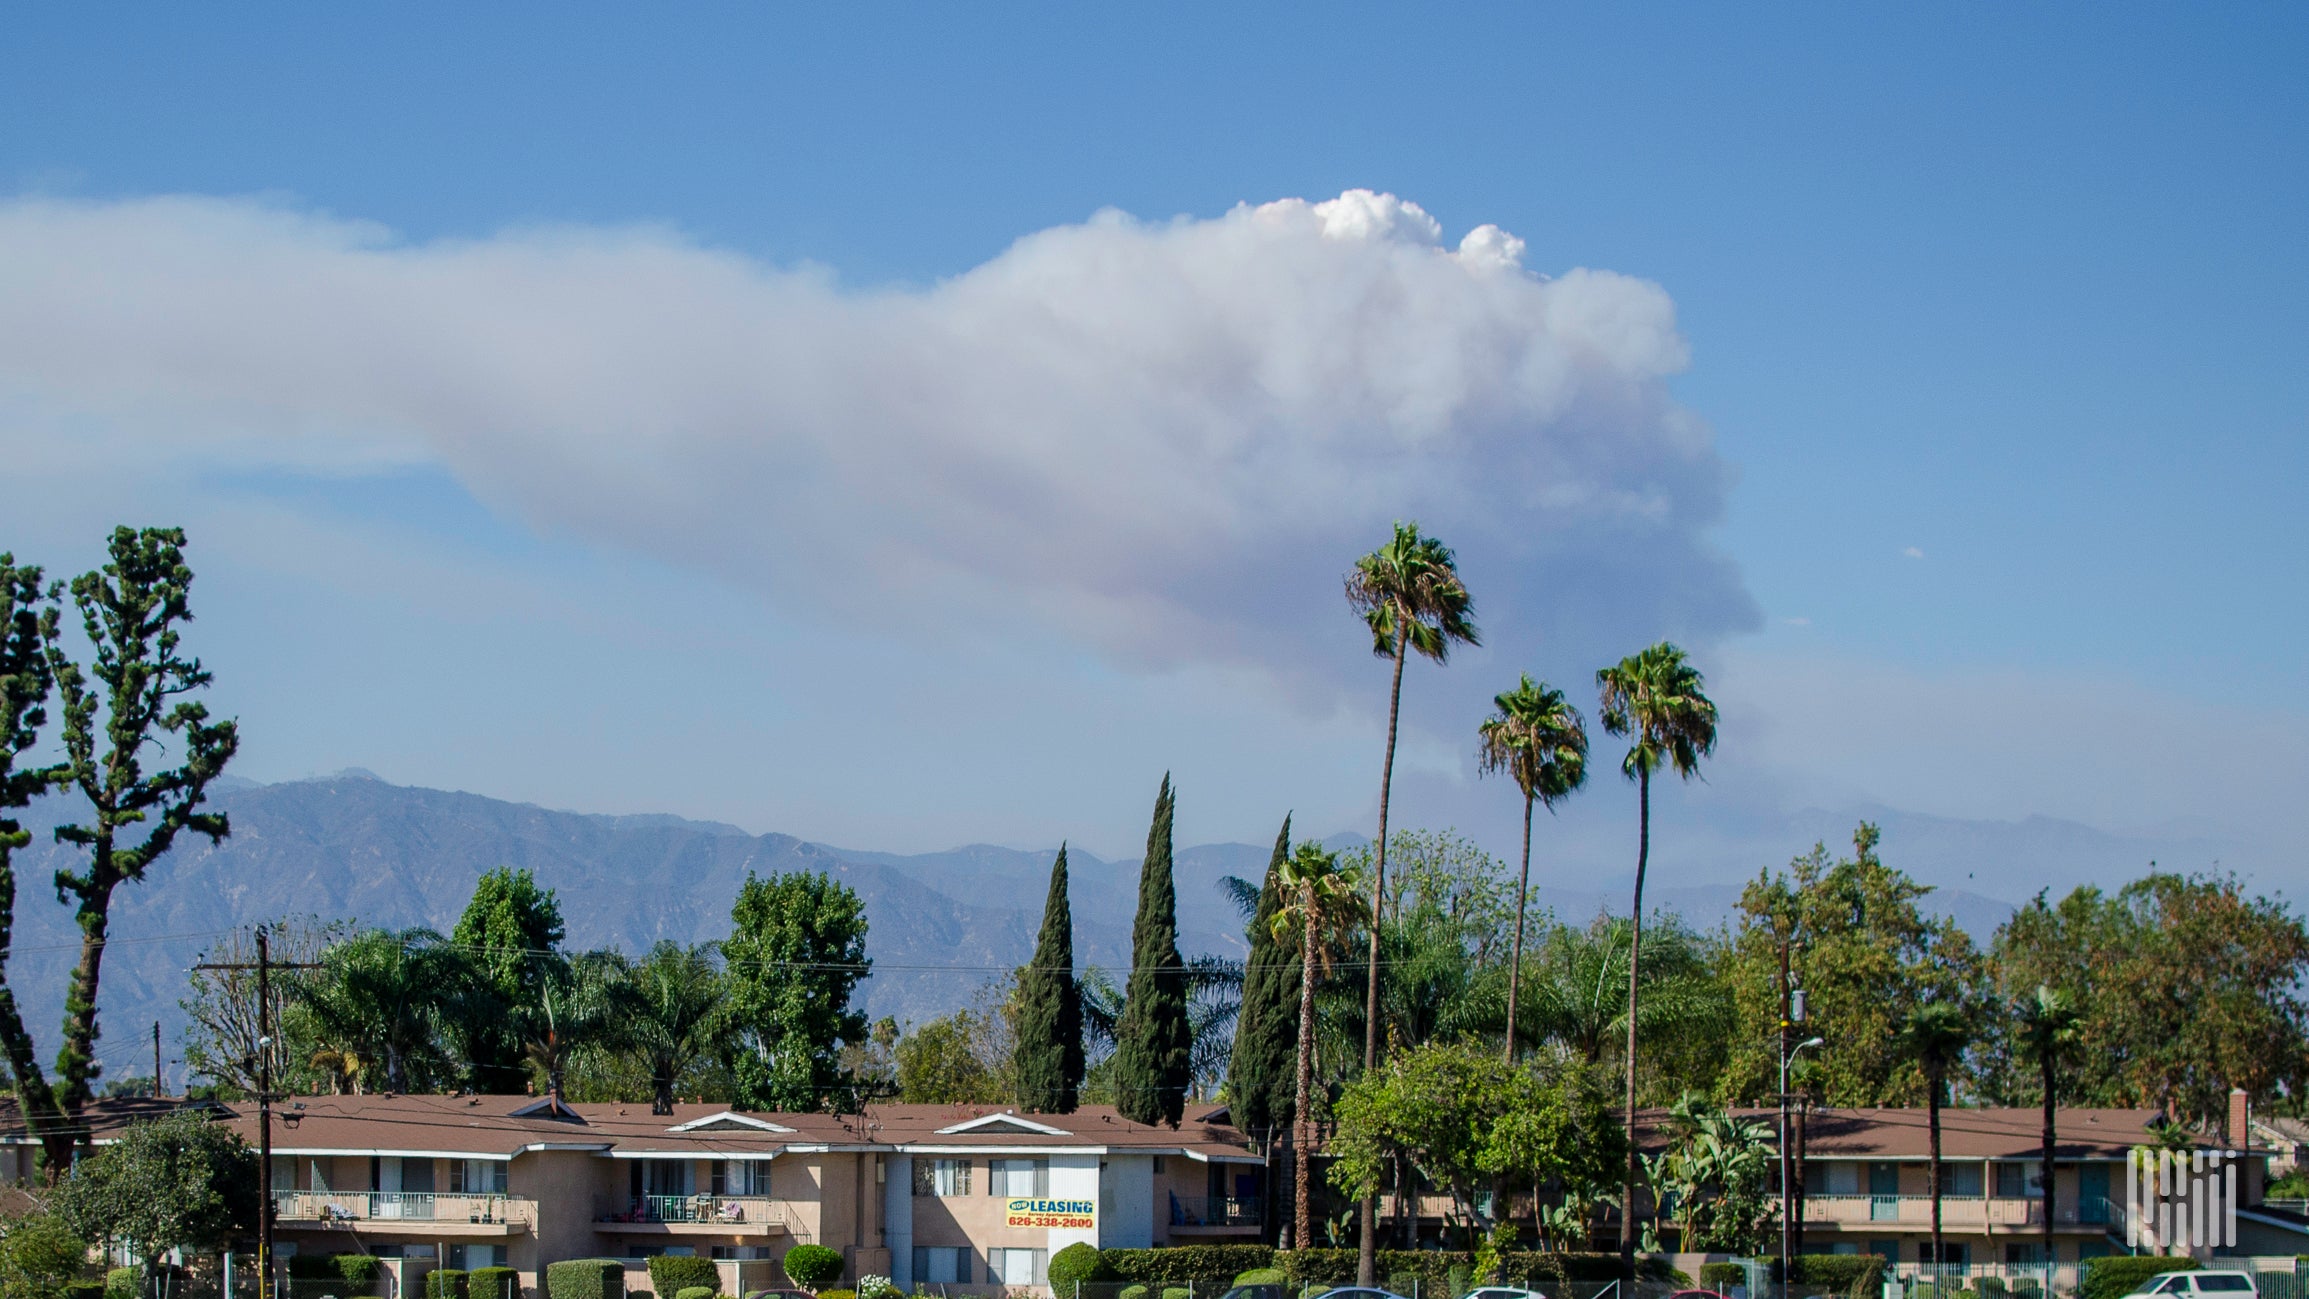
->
2198;1279;2253;1292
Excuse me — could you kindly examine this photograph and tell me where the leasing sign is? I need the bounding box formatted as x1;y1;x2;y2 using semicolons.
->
1005;1198;1096;1230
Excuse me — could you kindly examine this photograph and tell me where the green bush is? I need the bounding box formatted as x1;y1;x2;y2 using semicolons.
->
65;1282;103;1299
1050;1245;1112;1293
1702;1264;1748;1289
1161;1289;1190;1299
1119;1287;1150;1299
2081;1257;2196;1299
1789;1255;1886;1294
674;1287;715;1299
1234;1270;1287;1287
469;1267;520;1299
105;1266;139;1299
783;1245;845;1292
428;1268;470;1299
548;1259;628;1299
338;1257;387;1288
819;1290;858;1299
648;1257;720;1299
1105;1248;1277;1289
1268;1250;1629;1291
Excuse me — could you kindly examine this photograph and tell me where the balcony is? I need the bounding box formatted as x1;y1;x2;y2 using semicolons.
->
1169;1195;1262;1235
1802;1194;2120;1232
594;1195;786;1236
273;1192;534;1236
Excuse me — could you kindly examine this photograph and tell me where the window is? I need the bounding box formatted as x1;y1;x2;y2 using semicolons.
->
714;1161;769;1196
2198;1278;2254;1293
451;1246;502;1270
452;1161;509;1194
1867;1241;1900;1263
912;1248;972;1284
912;1159;971;1197
1995;1162;2045;1198
1940;1163;1984;1198
988;1249;1044;1286
988;1159;1047;1198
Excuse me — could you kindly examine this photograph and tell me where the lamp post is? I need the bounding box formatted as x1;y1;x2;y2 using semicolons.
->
1780;1035;1824;1299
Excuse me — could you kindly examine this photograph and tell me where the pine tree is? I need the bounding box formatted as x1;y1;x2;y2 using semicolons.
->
1013;845;1084;1112
1114;775;1191;1126
1227;816;1299;1141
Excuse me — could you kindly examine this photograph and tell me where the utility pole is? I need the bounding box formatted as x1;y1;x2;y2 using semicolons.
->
1778;932;1792;1299
153;1021;163;1099
195;927;320;1299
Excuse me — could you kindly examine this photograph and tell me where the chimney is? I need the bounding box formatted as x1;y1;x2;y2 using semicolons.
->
2229;1088;2251;1150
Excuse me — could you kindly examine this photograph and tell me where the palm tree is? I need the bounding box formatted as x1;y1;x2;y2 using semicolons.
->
1595;642;1716;1255
615;941;727;1115
2014;985;2080;1260
1478;675;1588;1063
524;950;626;1102
1899;1001;1973;1269
293;928;478;1093
1271;842;1365;1251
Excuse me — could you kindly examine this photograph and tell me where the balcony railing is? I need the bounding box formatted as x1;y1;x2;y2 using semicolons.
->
595;1195;785;1227
1805;1193;2119;1229
1169;1195;1262;1227
273;1191;534;1228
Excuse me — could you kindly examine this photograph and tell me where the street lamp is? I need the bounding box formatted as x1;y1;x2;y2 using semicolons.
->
1781;1036;1824;1299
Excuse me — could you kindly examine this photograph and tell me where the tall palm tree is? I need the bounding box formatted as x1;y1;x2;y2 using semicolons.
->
293;928;477;1093
1478;675;1588;1063
1595;642;1716;1256
1271;842;1364;1251
615;941;726;1115
524;950;626;1102
2014;985;2080;1261
1899;1001;1973;1269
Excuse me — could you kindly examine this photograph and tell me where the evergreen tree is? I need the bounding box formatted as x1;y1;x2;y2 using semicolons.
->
451;866;566;1091
722;870;871;1111
1013;845;1084;1112
1114;775;1191;1126
1227;816;1298;1141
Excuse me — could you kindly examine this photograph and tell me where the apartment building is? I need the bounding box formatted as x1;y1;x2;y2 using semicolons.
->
0;1096;1264;1297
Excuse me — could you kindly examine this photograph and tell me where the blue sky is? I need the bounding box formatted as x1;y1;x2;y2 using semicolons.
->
2;5;2303;889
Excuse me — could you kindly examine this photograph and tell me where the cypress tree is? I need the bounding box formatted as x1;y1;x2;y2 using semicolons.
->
1114;774;1191;1126
1012;845;1084;1112
1228;816;1299;1141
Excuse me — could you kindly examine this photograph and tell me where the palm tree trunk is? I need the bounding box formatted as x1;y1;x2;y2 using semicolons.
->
1928;1066;1944;1269
1620;766;1650;1260
1360;625;1408;1285
2041;1053;2056;1263
1294;887;1318;1251
1505;792;1533;1064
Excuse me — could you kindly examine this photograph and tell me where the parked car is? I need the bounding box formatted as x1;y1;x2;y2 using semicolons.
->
1464;1287;1549;1299
1668;1291;1733;1299
2127;1273;2259;1299
1218;1285;1286;1299
1311;1287;1413;1299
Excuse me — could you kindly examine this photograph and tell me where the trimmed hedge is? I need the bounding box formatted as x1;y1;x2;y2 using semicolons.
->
1702;1264;1747;1289
2081;1257;2196;1299
1050;1245;1111;1293
648;1257;720;1299
338;1258;387;1287
106;1267;139;1299
783;1245;845;1292
674;1287;715;1299
1782;1255;1886;1293
548;1259;628;1299
428;1269;470;1299
1083;1249;1639;1293
469;1267;521;1299
1233;1271;1287;1287
65;1283;103;1299
1120;1287;1150;1299
819;1290;859;1299
1161;1290;1190;1299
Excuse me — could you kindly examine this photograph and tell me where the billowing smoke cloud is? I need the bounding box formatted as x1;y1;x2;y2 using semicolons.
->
0;189;1755;691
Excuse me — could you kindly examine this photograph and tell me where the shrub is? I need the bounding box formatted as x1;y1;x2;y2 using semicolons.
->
105;1266;139;1299
819;1290;858;1299
1119;1286;1150;1299
548;1259;628;1299
1049;1246;1111;1293
339;1257;387;1288
1702;1264;1748;1290
469;1267;521;1299
1234;1271;1287;1287
675;1287;715;1299
1162;1290;1190;1299
1791;1256;1886;1295
428;1269;471;1299
857;1278;902;1299
2081;1257;2196;1299
65;1283;103;1299
648;1256;720;1299
783;1245;845;1292
1105;1248;1277;1289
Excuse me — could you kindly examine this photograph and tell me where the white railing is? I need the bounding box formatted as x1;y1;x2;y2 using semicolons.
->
272;1191;535;1228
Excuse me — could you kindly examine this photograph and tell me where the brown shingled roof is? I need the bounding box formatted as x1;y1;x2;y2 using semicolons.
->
1632;1106;2177;1160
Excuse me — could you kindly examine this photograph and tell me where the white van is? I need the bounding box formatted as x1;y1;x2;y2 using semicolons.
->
2126;1272;2259;1299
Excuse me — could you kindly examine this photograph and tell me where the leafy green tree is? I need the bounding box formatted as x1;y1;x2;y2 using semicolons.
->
1523;914;1734;1099
180;918;346;1096
1991;872;2309;1125
1595;640;1715;1256
723;871;871;1111
2012;984;2080;1261
599;942;722;1113
0;555;63;1168
523;948;626;1100
4;530;240;1170
293;928;481;1092
1114;776;1190;1127
1490;1061;1626;1252
1228;818;1298;1143
54;1110;258;1276
451;867;566;1091
1722;825;1985;1107
1650;1093;1775;1253
0;1211;88;1299
1898;1001;1971;1265
1478;675;1587;1062
1013;846;1084;1112
1271;841;1363;1249
896;1009;1004;1104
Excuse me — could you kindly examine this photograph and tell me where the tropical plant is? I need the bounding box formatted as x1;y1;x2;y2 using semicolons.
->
524;948;628;1100
1595;641;1716;1253
1477;675;1588;1062
293;928;481;1092
1522;915;1733;1091
1898;1000;1972;1264
615;941;726;1114
1271;841;1364;1250
1651;1092;1776;1253
2012;984;2080;1260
